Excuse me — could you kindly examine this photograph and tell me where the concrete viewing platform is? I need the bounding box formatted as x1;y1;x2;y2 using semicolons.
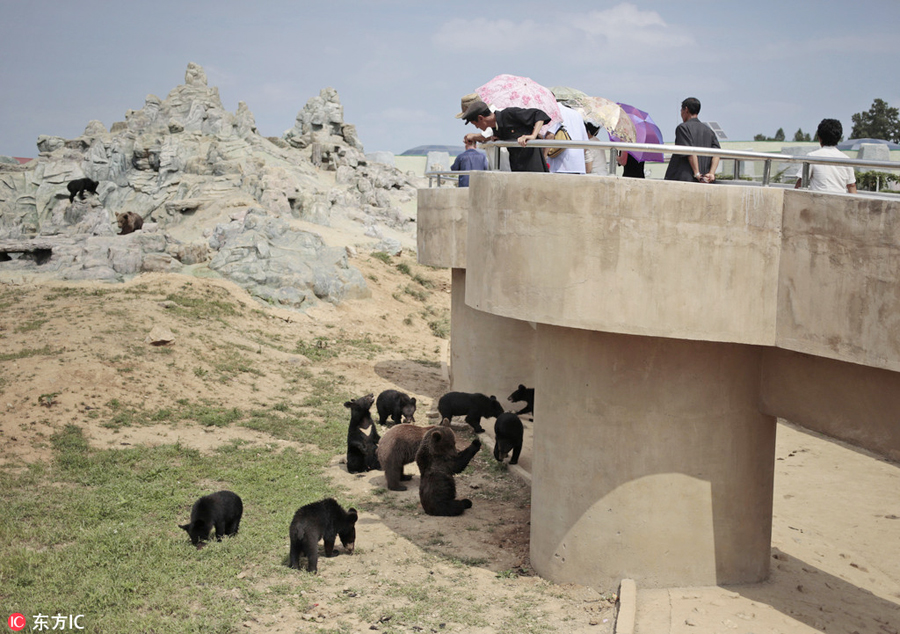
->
417;172;900;591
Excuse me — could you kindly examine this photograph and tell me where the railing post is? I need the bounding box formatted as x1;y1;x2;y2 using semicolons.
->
801;163;810;189
762;160;771;186
608;149;617;175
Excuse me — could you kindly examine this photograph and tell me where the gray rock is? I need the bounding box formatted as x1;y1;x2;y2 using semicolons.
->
0;62;422;308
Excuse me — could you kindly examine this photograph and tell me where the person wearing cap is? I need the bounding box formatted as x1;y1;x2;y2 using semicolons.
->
450;137;489;187
459;99;550;173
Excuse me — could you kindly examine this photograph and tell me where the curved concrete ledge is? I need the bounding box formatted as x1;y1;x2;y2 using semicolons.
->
465;172;784;346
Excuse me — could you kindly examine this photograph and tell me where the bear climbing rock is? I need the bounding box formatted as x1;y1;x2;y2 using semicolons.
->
494;412;524;465
289;497;357;573
376;418;450;491
375;389;417;426
116;211;144;235
507;384;534;416
345;393;380;473
415;426;481;516
179;490;243;547
437;391;505;433
67;177;99;203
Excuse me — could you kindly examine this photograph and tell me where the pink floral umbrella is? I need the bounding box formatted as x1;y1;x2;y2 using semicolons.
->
475;74;562;125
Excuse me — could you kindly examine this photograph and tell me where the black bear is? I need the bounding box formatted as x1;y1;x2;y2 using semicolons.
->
415;426;481;516
493;412;524;465
437;391;505;433
376;418;451;491
507;384;534;416
116;211;144;235
375;389;417;427
288;497;357;573
179;490;243;547
345;393;380;473
67;177;99;203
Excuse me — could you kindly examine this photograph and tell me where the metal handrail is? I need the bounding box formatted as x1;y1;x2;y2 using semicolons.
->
424;139;898;188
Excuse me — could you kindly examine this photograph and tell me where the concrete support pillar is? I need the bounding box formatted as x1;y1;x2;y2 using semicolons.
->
530;325;776;588
449;268;536;399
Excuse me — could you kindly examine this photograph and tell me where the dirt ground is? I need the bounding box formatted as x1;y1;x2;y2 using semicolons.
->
0;255;617;633
3;243;900;633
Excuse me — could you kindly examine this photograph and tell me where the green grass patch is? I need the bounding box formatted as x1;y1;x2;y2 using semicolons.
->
0;425;351;633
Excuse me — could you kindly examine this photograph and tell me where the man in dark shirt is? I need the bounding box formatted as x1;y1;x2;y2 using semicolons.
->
460;100;550;172
664;97;720;183
450;138;489;187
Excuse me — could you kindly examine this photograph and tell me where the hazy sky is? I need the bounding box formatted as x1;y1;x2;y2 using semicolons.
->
2;0;898;158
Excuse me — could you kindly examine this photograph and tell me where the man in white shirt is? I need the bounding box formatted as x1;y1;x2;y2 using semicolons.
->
795;119;857;194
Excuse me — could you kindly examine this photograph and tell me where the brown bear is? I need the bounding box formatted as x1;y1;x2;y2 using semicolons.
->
415;426;481;516
376;418;450;491
116;211;144;235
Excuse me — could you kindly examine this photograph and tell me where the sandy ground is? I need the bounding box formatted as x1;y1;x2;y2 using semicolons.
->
0;258;617;633
2;239;899;633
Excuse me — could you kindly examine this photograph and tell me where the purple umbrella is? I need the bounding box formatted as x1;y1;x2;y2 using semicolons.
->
611;103;665;163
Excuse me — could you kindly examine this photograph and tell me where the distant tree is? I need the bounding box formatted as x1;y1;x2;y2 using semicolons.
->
773;128;785;142
850;99;900;141
793;128;811;142
753;133;768;141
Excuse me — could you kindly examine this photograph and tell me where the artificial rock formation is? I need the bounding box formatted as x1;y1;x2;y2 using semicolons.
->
0;62;421;306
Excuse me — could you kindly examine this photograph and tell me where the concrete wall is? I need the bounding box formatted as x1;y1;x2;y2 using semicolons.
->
465;172;783;345
417;187;468;269
777;190;900;372
530;326;776;588
448;268;536;400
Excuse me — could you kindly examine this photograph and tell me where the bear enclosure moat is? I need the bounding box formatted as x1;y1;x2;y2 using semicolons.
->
418;171;900;589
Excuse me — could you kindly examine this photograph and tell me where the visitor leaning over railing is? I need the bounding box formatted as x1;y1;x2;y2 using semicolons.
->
426;138;900;190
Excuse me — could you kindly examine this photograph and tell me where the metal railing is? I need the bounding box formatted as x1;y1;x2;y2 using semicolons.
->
425;139;899;189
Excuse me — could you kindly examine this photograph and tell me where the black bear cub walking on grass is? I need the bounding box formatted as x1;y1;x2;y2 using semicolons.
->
289;498;358;573
345;393;381;473
437;391;505;433
179;490;243;547
416;427;481;516
494;412;524;465
507;384;534;416
67;177;99;203
375;389;417;426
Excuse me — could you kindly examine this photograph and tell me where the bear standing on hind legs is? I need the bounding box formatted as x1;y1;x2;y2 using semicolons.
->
415;426;481;516
289;498;357;573
376;418;450;491
345;393;380;473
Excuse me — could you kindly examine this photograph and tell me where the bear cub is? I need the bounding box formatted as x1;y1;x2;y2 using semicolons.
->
437;391;505;433
507;384;534;416
494;412;524;465
345;393;380;473
116;211;144;235
376;418;450;491
67;177;99;203
289;498;358;573
416;427;481;516
179;490;243;547
375;389;417;426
